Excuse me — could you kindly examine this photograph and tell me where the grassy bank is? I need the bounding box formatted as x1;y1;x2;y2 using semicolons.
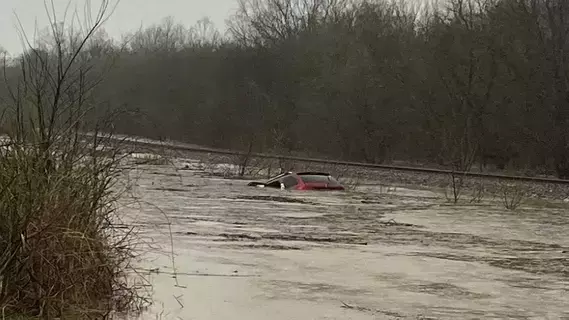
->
0;136;143;318
0;0;145;317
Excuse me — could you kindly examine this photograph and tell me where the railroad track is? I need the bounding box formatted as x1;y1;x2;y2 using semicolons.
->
81;132;569;185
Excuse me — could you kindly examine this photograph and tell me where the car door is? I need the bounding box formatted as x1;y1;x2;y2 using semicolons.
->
281;175;299;189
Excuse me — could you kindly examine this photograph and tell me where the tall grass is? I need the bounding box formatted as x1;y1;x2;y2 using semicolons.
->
0;0;145;318
0;135;144;318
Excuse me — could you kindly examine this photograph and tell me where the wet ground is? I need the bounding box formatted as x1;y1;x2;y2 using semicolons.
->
120;158;569;320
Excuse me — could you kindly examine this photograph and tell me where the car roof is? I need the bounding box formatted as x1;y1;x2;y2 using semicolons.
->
297;172;331;176
264;172;333;183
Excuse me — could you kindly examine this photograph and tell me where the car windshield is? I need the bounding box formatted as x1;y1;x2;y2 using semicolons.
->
265;173;287;184
299;174;341;186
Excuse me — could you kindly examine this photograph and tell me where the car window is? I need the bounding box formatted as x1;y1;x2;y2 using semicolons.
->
299;174;341;186
282;176;298;188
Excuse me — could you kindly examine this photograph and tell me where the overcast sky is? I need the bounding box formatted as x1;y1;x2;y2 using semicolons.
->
0;0;238;54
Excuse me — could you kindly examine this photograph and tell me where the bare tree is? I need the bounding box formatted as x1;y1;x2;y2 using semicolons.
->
7;0;565;180
125;16;191;53
229;0;348;45
0;0;146;317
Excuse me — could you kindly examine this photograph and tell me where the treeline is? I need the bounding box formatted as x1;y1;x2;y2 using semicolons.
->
2;0;569;177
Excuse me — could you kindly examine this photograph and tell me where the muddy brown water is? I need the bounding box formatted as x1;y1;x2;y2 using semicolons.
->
120;160;569;320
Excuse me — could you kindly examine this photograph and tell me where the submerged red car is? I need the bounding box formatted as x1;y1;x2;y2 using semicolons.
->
247;172;345;191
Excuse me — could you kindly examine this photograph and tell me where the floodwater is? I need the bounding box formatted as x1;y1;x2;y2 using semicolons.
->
119;158;569;320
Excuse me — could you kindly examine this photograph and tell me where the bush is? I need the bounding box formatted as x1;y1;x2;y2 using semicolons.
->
501;182;526;210
0;137;144;318
0;0;145;317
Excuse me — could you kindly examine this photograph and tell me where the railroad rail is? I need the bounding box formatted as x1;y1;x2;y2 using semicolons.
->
82;132;569;185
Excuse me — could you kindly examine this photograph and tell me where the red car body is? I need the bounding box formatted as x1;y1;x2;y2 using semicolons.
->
248;172;345;191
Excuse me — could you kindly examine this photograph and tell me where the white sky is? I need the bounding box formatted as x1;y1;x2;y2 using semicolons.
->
0;0;238;54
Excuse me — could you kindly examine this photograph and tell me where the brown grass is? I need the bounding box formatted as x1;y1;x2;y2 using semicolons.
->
0;1;148;317
0;138;147;319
